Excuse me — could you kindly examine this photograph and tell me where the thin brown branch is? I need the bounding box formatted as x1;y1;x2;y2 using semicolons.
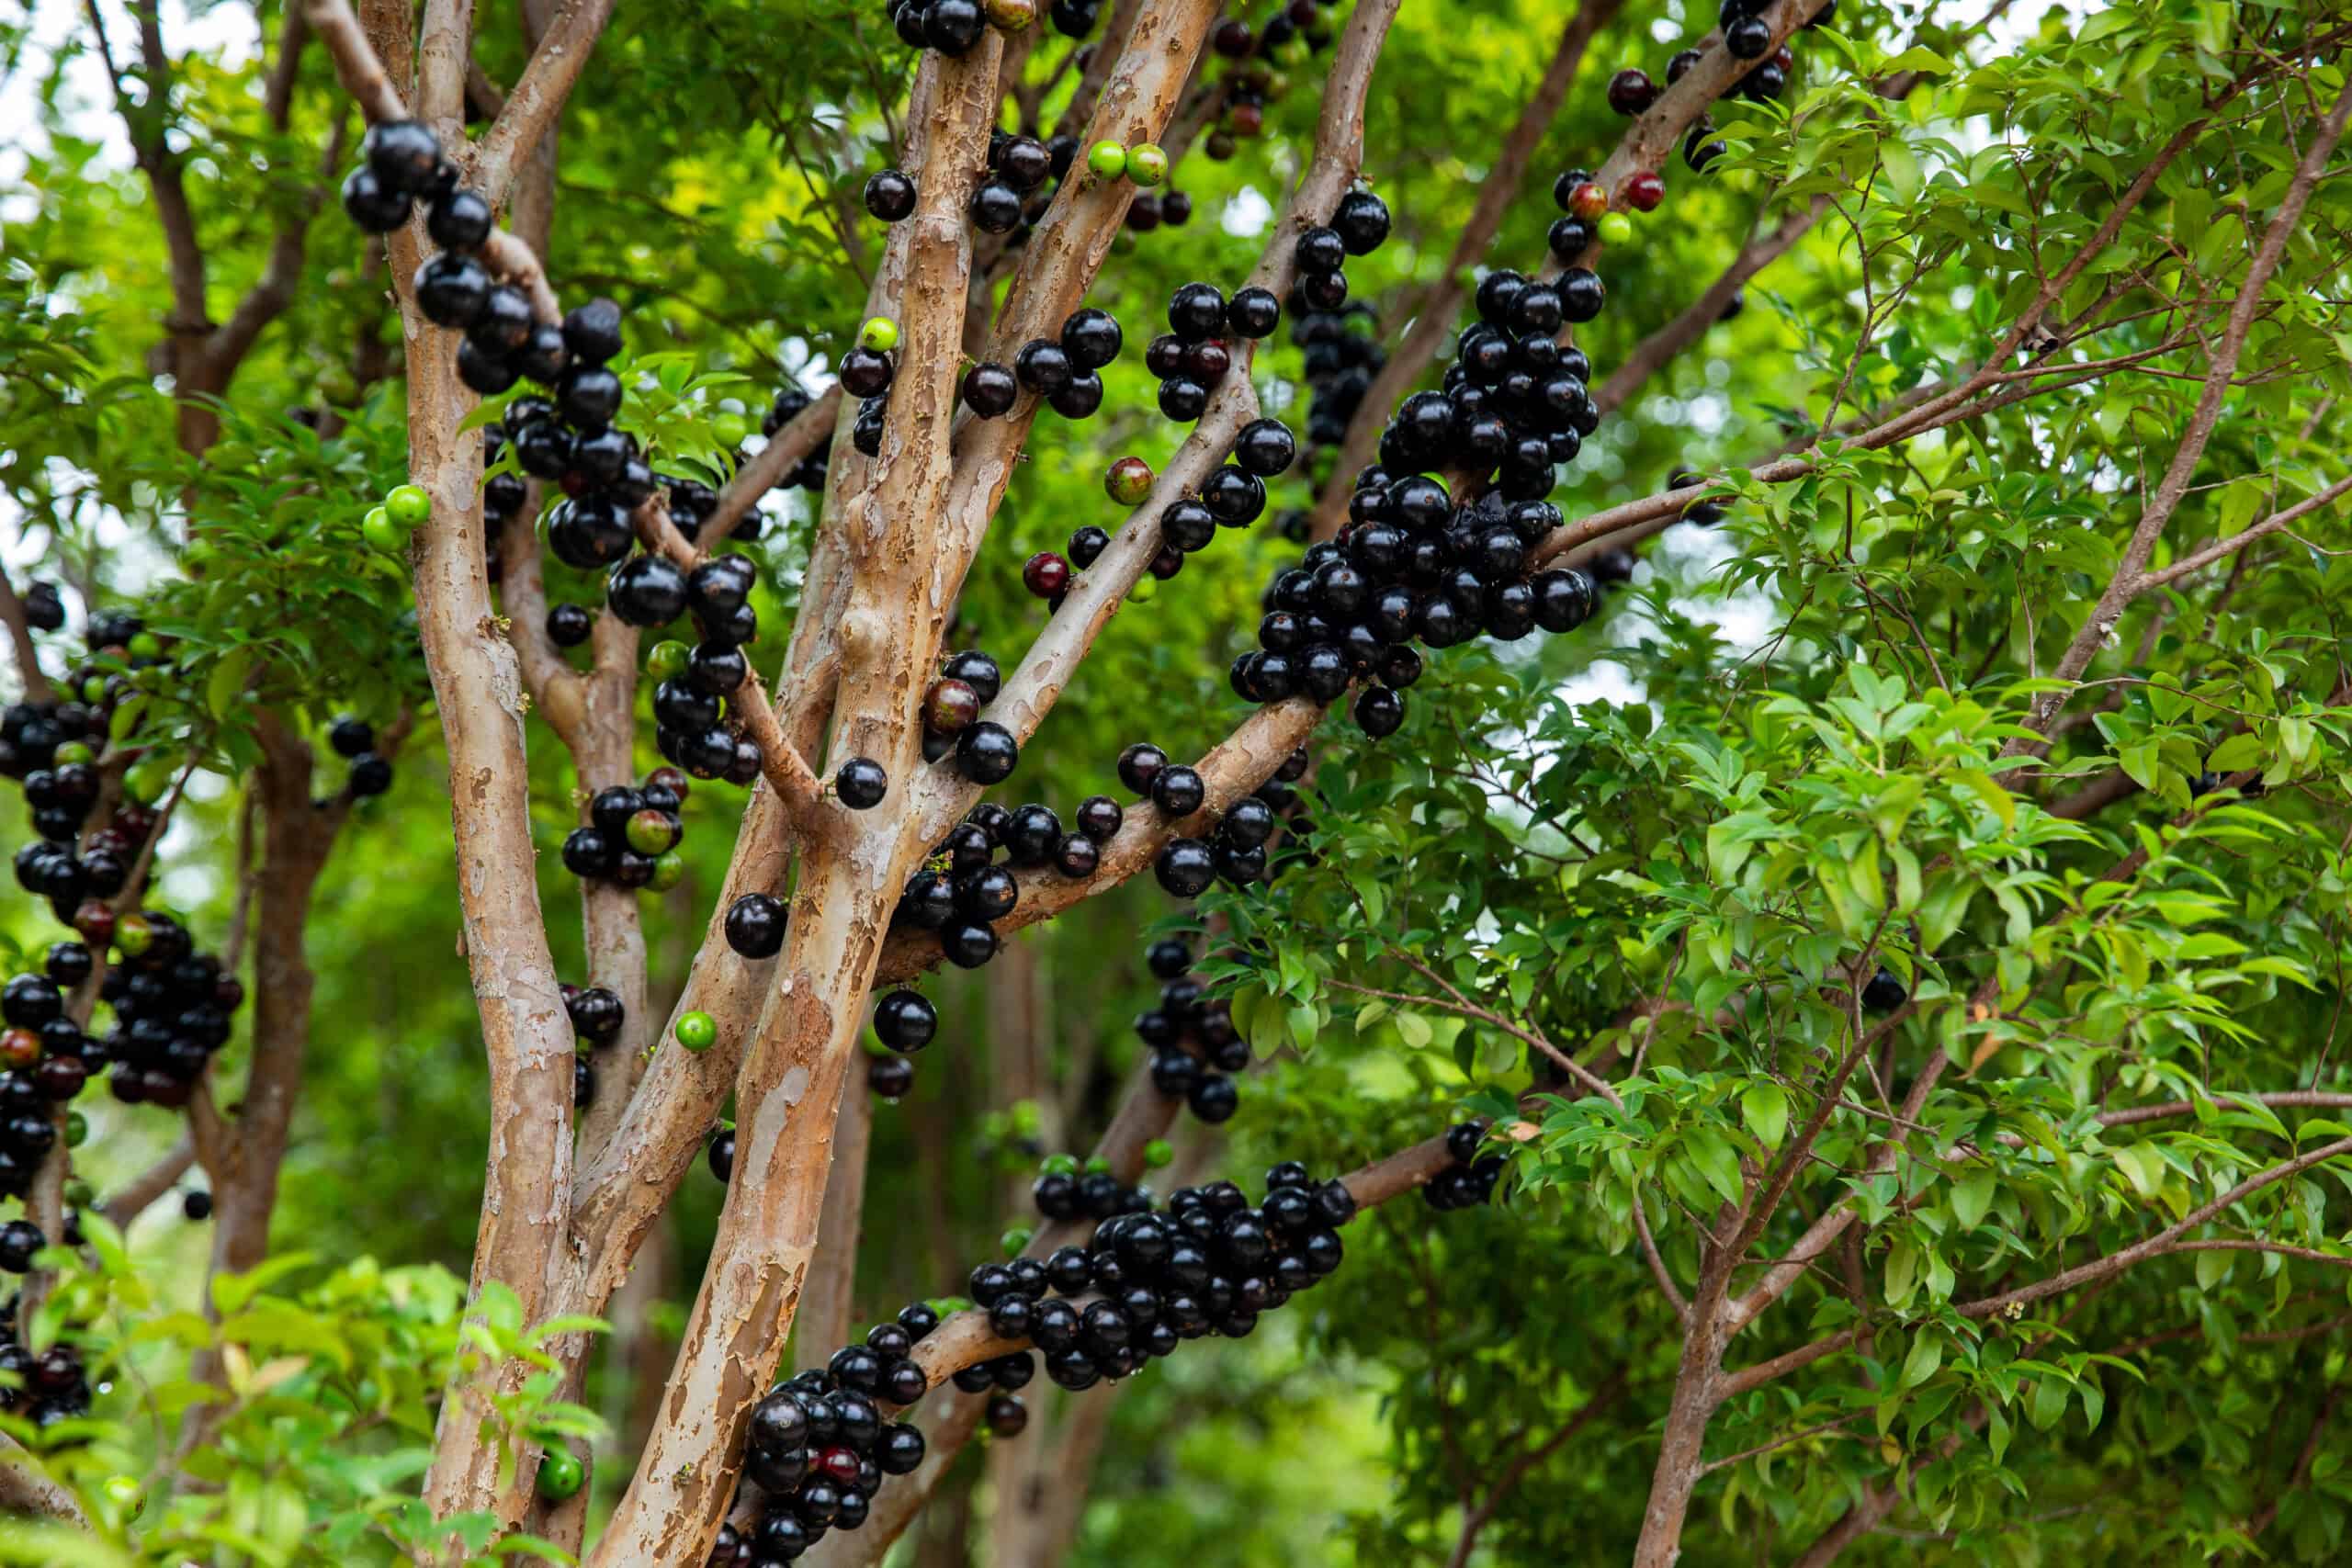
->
700;386;845;547
1596;197;1827;416
474;0;618;206
2132;471;2352;593
1306;0;1624;536
0;574;55;704
99;1135;196;1230
303;0;411;123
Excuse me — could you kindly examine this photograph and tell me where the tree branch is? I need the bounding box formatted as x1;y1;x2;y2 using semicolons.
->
99;1135;196;1230
1307;0;1625;536
0;573;55;704
2131;471;2352;594
304;0;411;123
474;0;617;207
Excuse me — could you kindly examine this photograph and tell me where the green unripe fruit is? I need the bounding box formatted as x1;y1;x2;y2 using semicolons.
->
362;508;408;554
99;1475;141;1508
1144;1139;1174;1168
626;807;680;856
62;1179;93;1209
1087;141;1128;179
1597;210;1635;246
535;1447;584;1502
384;484;433;526
1126;143;1170;186
1040;1153;1080;1178
126;631;163;662
713;412;753;449
1083;1155;1112;1176
53;741;94;766
81;677;108;705
648;640;690;680
124;756;175;806
676;1011;718;1052
66;1112;88;1148
1001;1226;1033;1257
116;913;154;957
649;851;685;892
859;316;900;352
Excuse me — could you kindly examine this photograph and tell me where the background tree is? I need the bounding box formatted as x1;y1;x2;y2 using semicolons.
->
2;0;2351;1564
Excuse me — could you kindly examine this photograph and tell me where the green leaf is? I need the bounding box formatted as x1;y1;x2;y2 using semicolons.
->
1900;1331;1943;1389
1394;1011;1434;1049
1951;1168;1996;1229
1740;1082;1789;1150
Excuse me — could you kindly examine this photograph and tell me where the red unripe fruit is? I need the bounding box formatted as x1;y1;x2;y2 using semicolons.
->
1606;68;1657;115
1567;181;1610;221
1105;456;1155;504
0;1030;38;1070
1623;171;1665;212
646;765;691;800
924;677;981;736
1227;102;1264;138
819;1446;862;1483
74;900;115;942
1023;551;1071;598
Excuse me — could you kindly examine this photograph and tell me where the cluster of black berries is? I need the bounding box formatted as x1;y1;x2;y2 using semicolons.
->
1241;482;1601;738
11;809;144;938
342;122;578;399
968;130;1057;239
2;605;152;859
1425;1120;1505;1212
959;304;1123;426
883;0;1034;55
1128;740;1311;898
564;983;628;1109
1277;301;1386;536
894;787;1112;972
324;716;398;802
724;1313;940;1559
920;650;1021;775
96;918;243;1111
1149;278;1283;429
863;987;938;1101
985;1161;1362;1394
1133;933;1250;1124
1;952;97;1196
1595;2;1822;196
560;769;697;891
0;1287;89;1434
1308;191;1392;296
1030;1153;1155;1224
1198;0;1351;161
755;382;831;506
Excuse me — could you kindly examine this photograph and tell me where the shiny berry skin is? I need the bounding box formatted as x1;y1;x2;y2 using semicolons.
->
1200;466;1265;525
607;555;690;626
1166;282;1227;342
1226;286;1281;339
1023;552;1070;597
413;253;490;328
1060;308;1124;370
1231;418;1295;478
865;168;916;220
362;118;442;193
1155;838;1216;897
1295;226;1347;276
1725;15;1772;58
1354;685;1405;738
874;990;937;1051
1014;338;1073;394
971;179;1024;232
1623;171;1665;211
961;362;1019;418
956;722;1019;784
1331;189;1389;254
924;677;983;737
340;167;411;231
1607;66;1658;114
1150;763;1205;818
1116;741;1168;795
868;1052;916;1098
1068;525;1110;569
1187;1072;1238;1122
836;757;888;810
1558;268;1606;323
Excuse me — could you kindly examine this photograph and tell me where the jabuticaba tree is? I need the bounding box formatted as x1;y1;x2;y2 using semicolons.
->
3;0;2352;1562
